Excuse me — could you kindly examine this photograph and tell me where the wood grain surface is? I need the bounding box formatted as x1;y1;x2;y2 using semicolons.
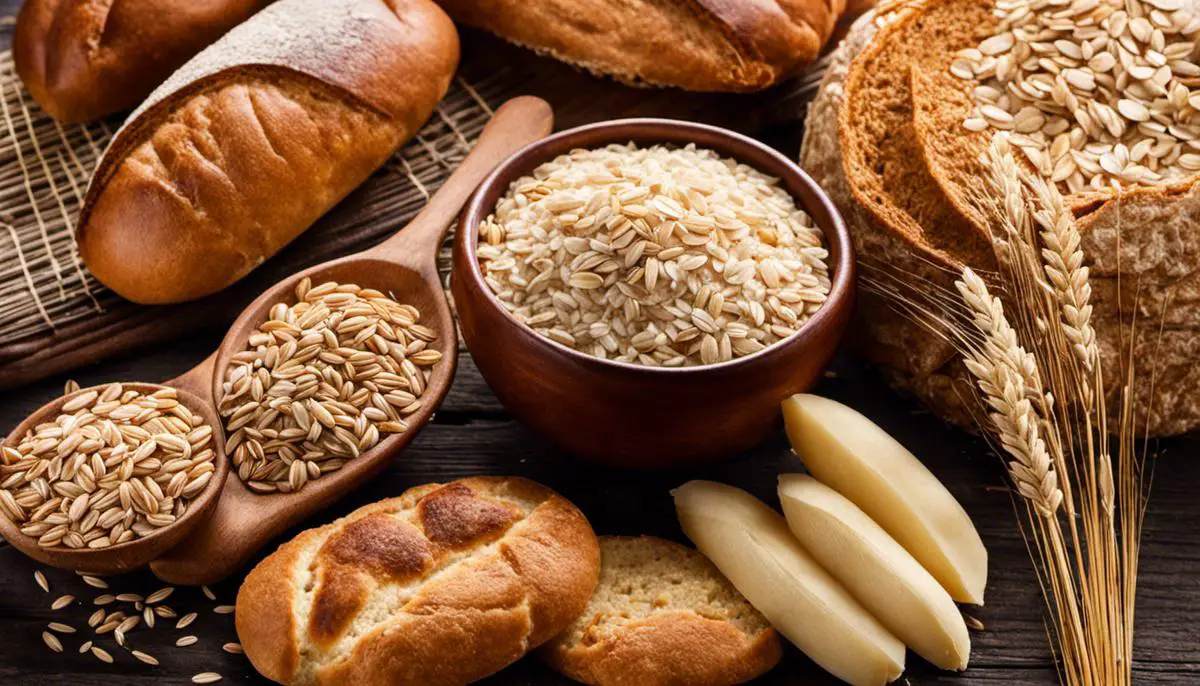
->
1;4;1199;685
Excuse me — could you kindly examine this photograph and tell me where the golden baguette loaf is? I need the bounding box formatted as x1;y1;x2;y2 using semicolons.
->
436;0;844;92
542;536;781;686
76;0;459;305
14;0;273;122
236;477;601;686
801;0;1200;435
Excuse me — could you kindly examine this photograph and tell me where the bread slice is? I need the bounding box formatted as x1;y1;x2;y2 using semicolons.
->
436;0;843;92
542;536;781;686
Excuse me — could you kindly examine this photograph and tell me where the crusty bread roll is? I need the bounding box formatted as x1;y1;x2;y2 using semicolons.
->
14;0;273;122
236;477;600;686
435;0;844;92
76;0;459;305
543;536;781;686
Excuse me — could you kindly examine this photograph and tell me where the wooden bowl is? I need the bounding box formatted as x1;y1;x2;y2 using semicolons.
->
452;119;856;468
0;383;228;574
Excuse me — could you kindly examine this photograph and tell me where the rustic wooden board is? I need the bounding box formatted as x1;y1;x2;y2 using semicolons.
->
2;4;1199;685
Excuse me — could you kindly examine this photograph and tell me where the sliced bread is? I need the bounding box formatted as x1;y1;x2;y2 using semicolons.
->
542;536;781;686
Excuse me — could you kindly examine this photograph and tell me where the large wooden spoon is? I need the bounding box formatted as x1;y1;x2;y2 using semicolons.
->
142;96;553;584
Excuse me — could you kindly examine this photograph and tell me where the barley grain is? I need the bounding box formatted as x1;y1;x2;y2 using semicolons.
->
50;594;73;610
176;635;199;647
477;144;830;367
213;605;235;615
145;587;174;604
176;612;197;629
132;650;158;666
33;570;48;593
219;281;437;492
79;640;93;654
0;383;216;549
193;674;223;684
41;631;62;652
91;645;113;663
223;642;244;654
81;575;107;589
47;622;74;633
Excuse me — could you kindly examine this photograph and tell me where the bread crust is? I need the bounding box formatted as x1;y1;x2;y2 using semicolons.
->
13;0;273;122
437;0;841;92
802;0;1200;435
74;0;459;305
543;536;781;686
236;477;600;686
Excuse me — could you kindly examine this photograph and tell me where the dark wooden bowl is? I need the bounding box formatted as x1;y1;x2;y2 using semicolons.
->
0;383;228;574
452;119;855;468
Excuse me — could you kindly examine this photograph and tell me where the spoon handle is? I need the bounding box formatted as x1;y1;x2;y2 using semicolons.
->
366;96;554;266
164;352;217;406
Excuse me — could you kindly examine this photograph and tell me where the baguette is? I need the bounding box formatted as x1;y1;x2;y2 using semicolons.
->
14;0;273;122
236;477;601;685
76;0;459;305
435;0;843;92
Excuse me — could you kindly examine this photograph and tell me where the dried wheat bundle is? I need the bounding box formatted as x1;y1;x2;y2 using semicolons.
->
865;137;1153;686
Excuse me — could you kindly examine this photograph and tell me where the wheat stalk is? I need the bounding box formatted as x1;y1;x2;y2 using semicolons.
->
883;135;1151;686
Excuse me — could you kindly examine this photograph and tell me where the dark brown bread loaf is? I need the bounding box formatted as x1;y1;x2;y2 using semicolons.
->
76;0;459;304
801;0;1200;435
14;0;274;122
435;0;844;92
236;477;601;685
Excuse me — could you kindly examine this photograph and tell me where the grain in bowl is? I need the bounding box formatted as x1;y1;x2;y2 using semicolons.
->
218;278;441;494
0;384;216;550
476;143;831;367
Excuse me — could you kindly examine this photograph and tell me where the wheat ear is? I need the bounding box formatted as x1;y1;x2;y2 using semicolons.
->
957;268;1063;517
1026;174;1097;370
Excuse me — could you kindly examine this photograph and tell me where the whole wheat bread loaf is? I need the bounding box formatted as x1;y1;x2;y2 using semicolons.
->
801;0;1200;435
236;477;601;685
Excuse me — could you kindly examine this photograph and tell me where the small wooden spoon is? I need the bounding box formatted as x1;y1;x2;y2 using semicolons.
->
140;96;554;585
0;380;229;574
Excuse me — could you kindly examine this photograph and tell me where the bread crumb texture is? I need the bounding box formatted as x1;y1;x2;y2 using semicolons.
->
543;536;781;686
235;477;600;686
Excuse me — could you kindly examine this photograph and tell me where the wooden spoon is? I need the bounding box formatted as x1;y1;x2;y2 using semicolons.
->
144;96;554;584
0;380;229;574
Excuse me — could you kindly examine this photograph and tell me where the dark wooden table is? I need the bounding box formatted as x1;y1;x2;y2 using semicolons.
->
2;5;1199;685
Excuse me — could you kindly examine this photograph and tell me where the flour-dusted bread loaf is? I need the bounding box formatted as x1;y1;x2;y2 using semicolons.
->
236;477;601;686
543;536;780;686
76;0;459;305
800;0;1200;435
13;0;273;122
436;0;844;92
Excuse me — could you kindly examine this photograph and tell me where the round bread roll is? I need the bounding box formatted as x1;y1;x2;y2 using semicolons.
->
542;536;781;686
236;477;600;685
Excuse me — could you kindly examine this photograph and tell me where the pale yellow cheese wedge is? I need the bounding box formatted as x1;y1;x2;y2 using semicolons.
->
674;480;905;686
782;394;988;604
779;474;971;671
